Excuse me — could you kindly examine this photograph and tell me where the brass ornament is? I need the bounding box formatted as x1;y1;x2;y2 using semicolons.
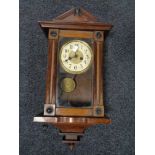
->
61;78;76;93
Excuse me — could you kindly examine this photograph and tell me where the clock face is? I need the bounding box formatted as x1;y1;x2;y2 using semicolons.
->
60;40;93;74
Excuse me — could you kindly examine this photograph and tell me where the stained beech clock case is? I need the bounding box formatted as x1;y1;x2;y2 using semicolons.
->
33;7;112;150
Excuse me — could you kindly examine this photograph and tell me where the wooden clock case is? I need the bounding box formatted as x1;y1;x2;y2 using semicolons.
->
33;7;112;150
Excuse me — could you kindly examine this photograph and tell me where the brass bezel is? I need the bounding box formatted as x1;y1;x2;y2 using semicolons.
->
59;40;93;74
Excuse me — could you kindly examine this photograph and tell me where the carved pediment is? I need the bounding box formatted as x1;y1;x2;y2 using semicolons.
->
53;7;97;23
39;7;112;35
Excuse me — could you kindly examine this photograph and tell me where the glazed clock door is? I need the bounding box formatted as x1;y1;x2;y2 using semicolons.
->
56;38;94;109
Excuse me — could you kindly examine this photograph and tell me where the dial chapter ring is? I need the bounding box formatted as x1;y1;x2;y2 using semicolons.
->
59;40;93;74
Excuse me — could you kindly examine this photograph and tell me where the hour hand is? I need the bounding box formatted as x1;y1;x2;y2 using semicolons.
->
65;57;72;62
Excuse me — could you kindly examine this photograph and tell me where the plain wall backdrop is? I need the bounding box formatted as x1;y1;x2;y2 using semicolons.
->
20;0;135;155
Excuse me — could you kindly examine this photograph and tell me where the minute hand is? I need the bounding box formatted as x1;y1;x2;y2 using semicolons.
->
72;46;78;53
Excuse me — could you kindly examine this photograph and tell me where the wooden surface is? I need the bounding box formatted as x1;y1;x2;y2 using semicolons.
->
34;116;111;133
34;115;111;150
41;7;113;122
39;7;112;32
54;7;97;22
45;39;58;105
35;7;112;148
56;108;93;116
93;33;104;106
59;30;93;38
39;21;112;31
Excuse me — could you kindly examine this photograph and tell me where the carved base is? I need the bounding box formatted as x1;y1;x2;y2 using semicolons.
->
33;115;111;150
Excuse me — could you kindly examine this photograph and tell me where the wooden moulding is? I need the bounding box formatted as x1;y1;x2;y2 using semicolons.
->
53;7;97;22
33;116;111;133
39;21;112;31
39;7;112;31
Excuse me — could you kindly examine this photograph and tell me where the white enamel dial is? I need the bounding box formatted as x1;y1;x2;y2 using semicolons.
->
60;40;93;74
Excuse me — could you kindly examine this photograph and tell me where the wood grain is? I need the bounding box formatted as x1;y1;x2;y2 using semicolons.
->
59;30;93;38
45;39;58;104
39;22;112;31
56;108;93;116
93;32;104;106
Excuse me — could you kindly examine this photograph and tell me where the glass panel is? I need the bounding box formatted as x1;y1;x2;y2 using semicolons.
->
56;38;94;108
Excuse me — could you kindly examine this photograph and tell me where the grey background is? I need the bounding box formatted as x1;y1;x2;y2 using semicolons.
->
20;0;135;155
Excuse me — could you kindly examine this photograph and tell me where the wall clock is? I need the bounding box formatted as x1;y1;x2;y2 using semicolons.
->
33;7;112;150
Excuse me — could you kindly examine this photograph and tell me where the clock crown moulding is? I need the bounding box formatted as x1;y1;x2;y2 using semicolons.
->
34;7;113;150
39;7;112;32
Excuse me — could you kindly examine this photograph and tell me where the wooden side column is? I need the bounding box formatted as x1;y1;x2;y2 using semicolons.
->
44;29;59;116
93;31;104;117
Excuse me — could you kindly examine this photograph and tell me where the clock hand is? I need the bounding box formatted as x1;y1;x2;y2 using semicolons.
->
72;46;79;57
65;53;79;62
64;47;80;62
72;46;78;53
65;57;72;62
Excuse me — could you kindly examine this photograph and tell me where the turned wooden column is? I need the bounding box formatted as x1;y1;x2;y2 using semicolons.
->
93;31;104;116
44;29;58;116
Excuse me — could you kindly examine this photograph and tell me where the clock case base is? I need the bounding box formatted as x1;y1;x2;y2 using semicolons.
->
33;115;111;150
